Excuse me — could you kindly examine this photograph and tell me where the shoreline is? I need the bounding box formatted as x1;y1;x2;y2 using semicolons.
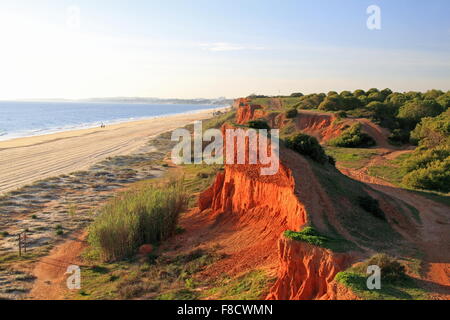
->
0;106;230;146
0;107;227;194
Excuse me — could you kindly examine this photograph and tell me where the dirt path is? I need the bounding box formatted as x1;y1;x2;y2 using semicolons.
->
338;144;450;298
29;232;88;300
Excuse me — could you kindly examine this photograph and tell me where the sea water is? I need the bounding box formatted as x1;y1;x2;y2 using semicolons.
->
0;101;222;141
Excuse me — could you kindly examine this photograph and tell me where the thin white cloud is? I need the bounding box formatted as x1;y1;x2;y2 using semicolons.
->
200;42;265;52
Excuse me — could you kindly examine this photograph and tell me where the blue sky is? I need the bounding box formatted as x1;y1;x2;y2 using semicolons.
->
0;0;449;99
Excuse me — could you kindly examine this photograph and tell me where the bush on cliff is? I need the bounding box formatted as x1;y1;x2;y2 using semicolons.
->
284;227;356;252
284;227;328;246
247;120;271;130
286;108;298;119
366;254;407;282
284;133;329;164
329;123;376;148
88;180;188;261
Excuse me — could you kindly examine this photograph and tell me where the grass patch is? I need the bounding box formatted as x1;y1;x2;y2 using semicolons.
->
88;180;188;261
0;246;52;266
279;119;296;138
335;254;428;300
284;227;355;252
156;289;199;300
204;270;273;300
367;165;405;186
325;147;378;169
180;164;223;208
311;161;407;253
203;110;236;131
70;247;224;300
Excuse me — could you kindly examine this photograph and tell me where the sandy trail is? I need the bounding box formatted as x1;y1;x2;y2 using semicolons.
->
29;232;88;300
0;109;222;194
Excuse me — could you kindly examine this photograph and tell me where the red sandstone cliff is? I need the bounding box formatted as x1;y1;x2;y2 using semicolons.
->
198;161;308;233
196;115;355;299
191;100;418;300
266;237;353;300
235;104;267;125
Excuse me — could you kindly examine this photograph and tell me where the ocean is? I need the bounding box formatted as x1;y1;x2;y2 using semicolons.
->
0;101;223;141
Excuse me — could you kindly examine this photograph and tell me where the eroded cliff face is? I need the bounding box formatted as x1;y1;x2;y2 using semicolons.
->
235;104;267;125
266;237;353;300
195;104;357;300
197;147;356;299
295;112;349;143
199;162;308;232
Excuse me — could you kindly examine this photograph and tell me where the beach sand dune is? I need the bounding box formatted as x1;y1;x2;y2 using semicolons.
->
0;109;219;194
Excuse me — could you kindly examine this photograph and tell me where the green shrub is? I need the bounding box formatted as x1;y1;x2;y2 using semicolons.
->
388;129;410;145
318;95;342;111
437;93;450;109
336;111;348;119
329;123;376;148
357;196;386;221
410;110;450;147
402;146;450;172
284;227;328;247
286;108;298;119
88;181;188;261
402;158;450;193
285;133;329;164
247;120;270;130
398;99;444;129
294;94;325;110
366;254;407;282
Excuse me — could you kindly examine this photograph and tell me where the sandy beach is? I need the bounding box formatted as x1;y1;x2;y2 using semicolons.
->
0;108;223;194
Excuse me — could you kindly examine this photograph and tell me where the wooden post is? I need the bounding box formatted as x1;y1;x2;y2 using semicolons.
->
18;234;22;257
23;232;27;254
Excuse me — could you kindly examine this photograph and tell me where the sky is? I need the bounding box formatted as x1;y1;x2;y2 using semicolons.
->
0;0;449;100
